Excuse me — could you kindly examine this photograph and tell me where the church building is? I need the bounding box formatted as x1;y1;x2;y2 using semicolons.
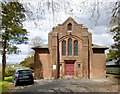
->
32;17;108;79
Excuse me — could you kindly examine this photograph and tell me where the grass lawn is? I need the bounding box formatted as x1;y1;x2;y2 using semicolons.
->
0;76;13;93
106;66;120;74
106;73;114;78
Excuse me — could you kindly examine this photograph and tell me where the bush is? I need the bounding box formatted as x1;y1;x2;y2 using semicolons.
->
27;63;34;70
4;76;12;82
20;56;35;70
5;68;16;77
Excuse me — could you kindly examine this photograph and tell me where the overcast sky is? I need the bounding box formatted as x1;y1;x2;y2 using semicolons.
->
0;0;117;64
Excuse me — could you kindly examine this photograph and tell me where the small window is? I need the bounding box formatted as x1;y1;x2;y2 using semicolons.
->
74;40;78;56
78;64;80;68
68;23;72;30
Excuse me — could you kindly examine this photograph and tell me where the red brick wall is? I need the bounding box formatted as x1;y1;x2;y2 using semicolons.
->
34;18;107;79
34;49;51;79
90;53;106;79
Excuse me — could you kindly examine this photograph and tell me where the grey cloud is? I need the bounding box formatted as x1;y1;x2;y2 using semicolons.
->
92;34;114;46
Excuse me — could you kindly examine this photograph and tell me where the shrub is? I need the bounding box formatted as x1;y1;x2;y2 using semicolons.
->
5;68;16;77
4;76;12;82
20;56;35;70
27;63;34;70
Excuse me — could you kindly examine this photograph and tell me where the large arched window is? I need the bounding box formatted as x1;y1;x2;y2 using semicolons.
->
74;40;78;56
68;23;72;30
62;40;66;55
68;38;72;55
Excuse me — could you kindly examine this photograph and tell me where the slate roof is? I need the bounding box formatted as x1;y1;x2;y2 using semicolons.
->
32;44;48;49
32;44;108;50
92;44;108;49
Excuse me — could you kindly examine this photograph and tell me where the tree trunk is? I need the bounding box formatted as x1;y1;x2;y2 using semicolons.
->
2;39;7;81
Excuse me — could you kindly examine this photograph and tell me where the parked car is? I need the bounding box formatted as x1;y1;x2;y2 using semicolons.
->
12;69;34;86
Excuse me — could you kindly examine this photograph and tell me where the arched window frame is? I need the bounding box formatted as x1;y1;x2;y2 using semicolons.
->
74;40;78;56
68;23;72;30
68;38;72;55
62;40;66;55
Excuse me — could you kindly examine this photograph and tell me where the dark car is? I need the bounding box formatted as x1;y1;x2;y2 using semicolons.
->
12;69;34;86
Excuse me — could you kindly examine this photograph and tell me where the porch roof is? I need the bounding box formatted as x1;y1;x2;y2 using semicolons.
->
31;44;48;50
92;44;108;49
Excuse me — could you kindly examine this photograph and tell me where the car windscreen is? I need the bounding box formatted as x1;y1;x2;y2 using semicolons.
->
18;70;32;74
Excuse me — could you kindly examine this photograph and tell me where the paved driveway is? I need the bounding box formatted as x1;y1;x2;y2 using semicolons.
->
9;78;119;93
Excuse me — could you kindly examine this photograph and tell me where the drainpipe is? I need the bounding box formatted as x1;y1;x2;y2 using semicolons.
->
88;36;90;79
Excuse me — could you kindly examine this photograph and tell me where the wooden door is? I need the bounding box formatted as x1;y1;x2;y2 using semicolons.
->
65;63;74;75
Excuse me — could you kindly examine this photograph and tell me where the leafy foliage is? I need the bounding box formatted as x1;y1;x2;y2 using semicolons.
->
5;68;16;77
110;27;120;61
20;56;34;70
0;1;28;80
106;49;117;62
0;76;13;92
108;1;120;65
0;2;28;54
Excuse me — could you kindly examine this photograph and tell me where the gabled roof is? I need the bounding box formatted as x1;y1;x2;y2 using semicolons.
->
60;17;78;26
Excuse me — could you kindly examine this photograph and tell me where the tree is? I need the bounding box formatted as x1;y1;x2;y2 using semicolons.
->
29;36;43;55
109;1;120;65
106;49;117;62
0;2;28;81
30;36;43;47
109;27;120;65
20;56;34;70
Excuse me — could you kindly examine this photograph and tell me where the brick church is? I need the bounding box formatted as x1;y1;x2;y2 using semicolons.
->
32;17;108;79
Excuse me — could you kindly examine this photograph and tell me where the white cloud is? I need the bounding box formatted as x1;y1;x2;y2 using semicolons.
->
92;33;114;46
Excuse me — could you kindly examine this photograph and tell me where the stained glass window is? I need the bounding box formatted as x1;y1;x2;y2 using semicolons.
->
68;23;72;30
68;38;72;55
74;40;78;56
62;40;66;55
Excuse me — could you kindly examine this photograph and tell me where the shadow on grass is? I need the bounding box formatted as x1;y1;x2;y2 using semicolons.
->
106;73;120;80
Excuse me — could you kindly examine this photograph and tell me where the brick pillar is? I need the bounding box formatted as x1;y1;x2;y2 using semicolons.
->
82;32;89;79
51;32;59;79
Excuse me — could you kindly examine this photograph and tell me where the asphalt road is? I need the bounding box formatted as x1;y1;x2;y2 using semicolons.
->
9;77;119;93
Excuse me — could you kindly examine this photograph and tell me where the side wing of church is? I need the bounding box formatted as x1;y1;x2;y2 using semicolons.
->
32;17;108;79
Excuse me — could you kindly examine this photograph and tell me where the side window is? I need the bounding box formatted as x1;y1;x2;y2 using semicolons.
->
62;40;66;55
68;23;72;30
74;40;78;56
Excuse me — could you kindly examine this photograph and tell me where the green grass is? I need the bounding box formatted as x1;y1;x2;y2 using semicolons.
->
106;67;120;74
0;76;13;93
106;74;113;78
